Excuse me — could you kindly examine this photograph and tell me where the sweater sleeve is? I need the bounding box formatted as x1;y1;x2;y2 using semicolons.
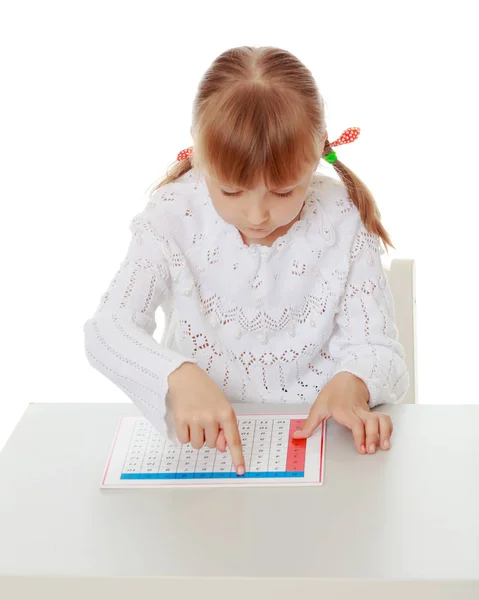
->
326;218;409;408
82;211;196;436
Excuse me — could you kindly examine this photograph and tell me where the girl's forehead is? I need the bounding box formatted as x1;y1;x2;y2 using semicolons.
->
210;171;309;191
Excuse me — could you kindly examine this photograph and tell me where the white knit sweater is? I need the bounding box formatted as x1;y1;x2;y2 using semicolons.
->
83;168;409;438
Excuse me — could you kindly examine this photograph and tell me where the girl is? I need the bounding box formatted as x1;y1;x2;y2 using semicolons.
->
83;46;408;476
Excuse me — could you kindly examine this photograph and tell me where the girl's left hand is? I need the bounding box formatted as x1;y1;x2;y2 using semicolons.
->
293;371;393;454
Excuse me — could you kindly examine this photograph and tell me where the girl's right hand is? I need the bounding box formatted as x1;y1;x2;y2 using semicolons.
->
167;362;246;475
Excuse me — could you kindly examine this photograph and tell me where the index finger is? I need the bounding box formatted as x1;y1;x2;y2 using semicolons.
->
221;415;245;476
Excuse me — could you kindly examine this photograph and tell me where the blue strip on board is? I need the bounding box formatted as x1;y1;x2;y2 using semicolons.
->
120;471;305;480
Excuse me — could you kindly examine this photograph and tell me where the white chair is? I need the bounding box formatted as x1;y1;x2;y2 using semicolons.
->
383;258;417;404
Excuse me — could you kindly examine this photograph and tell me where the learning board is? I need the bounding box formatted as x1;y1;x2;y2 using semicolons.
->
101;414;325;488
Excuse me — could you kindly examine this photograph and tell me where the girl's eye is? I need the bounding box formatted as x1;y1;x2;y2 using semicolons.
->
221;190;293;198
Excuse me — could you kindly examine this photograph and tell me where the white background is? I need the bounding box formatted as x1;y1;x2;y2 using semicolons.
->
1;0;477;452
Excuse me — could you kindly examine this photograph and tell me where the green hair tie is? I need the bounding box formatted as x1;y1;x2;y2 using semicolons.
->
323;150;338;164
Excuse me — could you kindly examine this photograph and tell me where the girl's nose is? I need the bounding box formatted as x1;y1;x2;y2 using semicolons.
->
247;205;269;227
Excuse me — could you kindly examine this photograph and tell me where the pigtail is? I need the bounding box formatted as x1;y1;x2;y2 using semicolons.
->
324;137;394;252
145;154;194;198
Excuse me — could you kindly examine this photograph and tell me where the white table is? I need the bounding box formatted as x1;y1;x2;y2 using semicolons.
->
1;402;478;599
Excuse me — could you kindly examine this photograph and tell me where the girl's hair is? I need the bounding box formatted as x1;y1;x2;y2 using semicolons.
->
146;46;393;250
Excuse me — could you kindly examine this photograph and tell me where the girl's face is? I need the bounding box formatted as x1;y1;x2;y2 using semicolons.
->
204;161;319;247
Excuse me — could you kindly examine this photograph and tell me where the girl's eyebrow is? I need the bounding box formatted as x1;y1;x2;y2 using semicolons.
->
214;178;301;192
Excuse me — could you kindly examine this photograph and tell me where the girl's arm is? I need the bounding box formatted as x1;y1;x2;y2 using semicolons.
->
83;212;196;437
325;219;410;408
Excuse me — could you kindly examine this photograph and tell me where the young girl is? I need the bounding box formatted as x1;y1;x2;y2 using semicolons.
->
83;45;408;476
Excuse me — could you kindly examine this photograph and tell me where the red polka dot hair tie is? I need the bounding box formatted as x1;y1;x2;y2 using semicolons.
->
323;127;360;164
177;146;193;161
176;127;360;164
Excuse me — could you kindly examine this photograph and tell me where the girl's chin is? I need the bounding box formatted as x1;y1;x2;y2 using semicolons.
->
246;228;273;235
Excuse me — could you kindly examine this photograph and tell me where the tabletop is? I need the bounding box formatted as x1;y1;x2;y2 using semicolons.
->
1;402;478;599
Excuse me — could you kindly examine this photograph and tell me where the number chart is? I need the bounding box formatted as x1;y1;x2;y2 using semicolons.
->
101;414;325;488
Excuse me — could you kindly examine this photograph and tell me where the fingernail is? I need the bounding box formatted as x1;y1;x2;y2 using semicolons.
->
369;443;376;453
237;466;245;476
384;439;390;449
360;444;366;453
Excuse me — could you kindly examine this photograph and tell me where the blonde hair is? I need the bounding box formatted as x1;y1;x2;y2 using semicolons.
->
147;46;393;250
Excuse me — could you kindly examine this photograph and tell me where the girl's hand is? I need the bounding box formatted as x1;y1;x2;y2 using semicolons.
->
293;371;393;454
167;362;245;474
